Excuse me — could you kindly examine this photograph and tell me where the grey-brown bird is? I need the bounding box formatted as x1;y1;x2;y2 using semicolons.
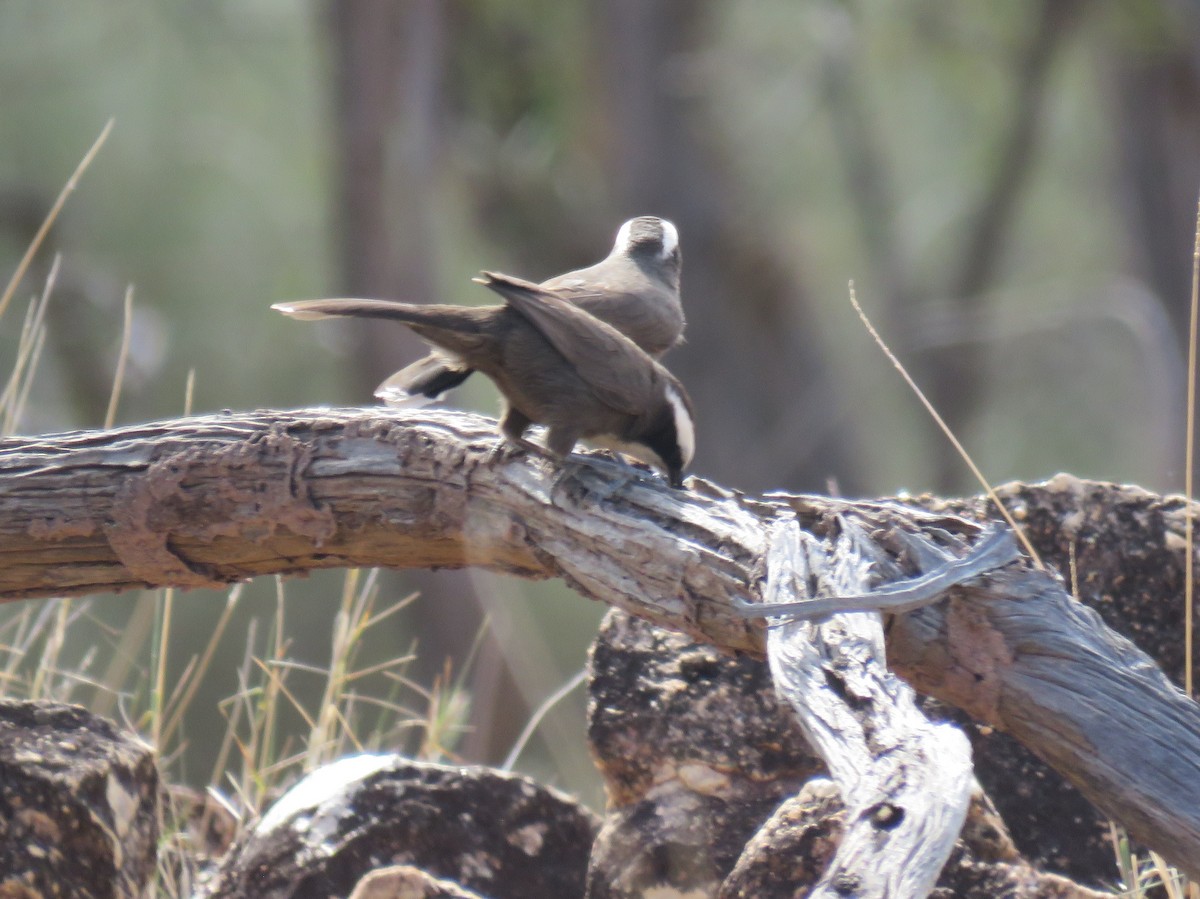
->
375;216;684;404
273;270;695;487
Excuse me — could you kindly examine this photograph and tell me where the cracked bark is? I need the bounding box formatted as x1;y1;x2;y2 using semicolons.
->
2;407;1199;880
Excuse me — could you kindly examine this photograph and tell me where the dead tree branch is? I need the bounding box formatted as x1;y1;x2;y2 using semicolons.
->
1;407;1199;876
757;518;974;896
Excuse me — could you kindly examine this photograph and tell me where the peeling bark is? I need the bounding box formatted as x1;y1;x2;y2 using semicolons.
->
2;408;1199;877
754;519;974;897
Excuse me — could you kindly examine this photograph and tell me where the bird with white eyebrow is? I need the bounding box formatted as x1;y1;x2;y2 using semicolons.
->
273;222;696;488
375;215;685;405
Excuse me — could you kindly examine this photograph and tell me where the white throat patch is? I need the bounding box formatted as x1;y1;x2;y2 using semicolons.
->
665;383;694;467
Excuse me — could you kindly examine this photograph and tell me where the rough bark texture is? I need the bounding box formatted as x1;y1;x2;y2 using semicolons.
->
0;407;763;652
755;519;974;897
723;781;1109;898
0;699;160;899
586;612;1118;894
201;756;599;898
3;408;1200;880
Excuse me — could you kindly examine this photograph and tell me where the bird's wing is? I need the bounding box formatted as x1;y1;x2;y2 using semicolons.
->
541;263;685;357
475;271;657;416
537;271;601;298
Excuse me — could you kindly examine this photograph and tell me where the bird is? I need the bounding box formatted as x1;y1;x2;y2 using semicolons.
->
272;270;695;487
374;215;684;404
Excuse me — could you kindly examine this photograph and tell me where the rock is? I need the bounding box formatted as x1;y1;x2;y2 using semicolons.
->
348;864;485;898
0;699;159;899
203;754;599;898
586;610;822;897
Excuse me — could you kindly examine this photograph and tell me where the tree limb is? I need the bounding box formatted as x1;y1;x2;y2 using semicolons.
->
758;518;973;896
2;407;1199;875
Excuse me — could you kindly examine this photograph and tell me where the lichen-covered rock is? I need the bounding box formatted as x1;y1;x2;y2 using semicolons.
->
348;864;485;898
0;699;159;899
586;610;822;897
203;754;599;898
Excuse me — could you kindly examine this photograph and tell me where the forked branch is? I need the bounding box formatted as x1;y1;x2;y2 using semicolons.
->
0;407;1198;876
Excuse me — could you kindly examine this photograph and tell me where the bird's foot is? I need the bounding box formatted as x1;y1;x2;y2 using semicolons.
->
486;436;554;468
551;452;652;500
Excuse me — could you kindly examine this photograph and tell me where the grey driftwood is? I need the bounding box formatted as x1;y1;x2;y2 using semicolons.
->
0;406;1197;885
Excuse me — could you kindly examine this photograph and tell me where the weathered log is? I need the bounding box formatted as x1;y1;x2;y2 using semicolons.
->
753;518;974;896
1;408;1198;877
586;613;1115;893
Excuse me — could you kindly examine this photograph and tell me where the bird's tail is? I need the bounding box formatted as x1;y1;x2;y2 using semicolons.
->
273;299;488;331
273;299;494;359
375;354;474;405
472;271;549;304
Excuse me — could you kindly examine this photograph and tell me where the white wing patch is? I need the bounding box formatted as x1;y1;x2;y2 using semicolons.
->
374;384;435;408
665;384;694;467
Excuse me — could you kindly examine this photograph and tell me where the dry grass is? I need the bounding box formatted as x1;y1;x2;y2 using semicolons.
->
0;120;486;895
849;276;1197;893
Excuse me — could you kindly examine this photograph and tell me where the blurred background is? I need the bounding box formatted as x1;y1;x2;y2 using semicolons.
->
0;1;1197;810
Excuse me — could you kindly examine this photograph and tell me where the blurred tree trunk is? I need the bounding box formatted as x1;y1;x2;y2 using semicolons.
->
1106;6;1200;481
923;0;1084;492
329;0;444;396
327;1;516;766
1108;10;1200;346
584;0;863;495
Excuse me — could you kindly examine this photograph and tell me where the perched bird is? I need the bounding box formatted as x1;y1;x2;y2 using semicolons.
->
273;271;695;487
375;215;684;404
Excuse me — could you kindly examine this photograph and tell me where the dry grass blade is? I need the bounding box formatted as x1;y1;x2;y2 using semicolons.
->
848;282;1044;568
161;584;243;747
305;569;364;769
29;600;71;699
502;667;587;771
151;588;174;749
105;285;134;429
341;654;417;684
253;657;318;732
0;118;113;325
1;254;58;434
1150;850;1186;899
91;591;155;719
1;605;43;691
184;367;196;417
210;619;257;808
9;325;46;435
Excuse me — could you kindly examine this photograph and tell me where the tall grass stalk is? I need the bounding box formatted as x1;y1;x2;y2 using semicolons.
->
0;118;112;324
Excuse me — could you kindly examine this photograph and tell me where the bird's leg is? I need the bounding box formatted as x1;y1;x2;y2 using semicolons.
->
540;427;594;493
574;452;647;499
488;407;550;464
545;430;639;499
